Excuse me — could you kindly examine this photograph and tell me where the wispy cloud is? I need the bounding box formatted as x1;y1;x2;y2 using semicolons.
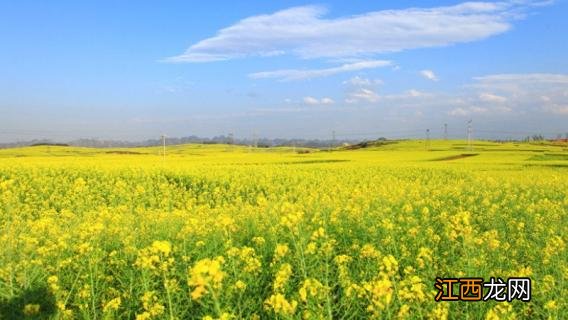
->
479;92;507;103
345;88;380;104
165;1;542;63
474;73;568;84
320;97;335;105
343;76;383;86
342;75;382;104
443;73;568;117
249;60;391;81
448;106;489;116
303;96;335;105
336;72;568;118
420;70;439;81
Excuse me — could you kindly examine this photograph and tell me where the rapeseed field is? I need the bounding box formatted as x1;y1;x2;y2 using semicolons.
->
0;140;566;319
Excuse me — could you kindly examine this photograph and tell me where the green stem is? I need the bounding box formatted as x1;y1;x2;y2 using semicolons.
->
163;273;175;320
207;283;223;318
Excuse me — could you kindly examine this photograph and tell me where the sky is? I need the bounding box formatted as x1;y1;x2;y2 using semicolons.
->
1;0;567;142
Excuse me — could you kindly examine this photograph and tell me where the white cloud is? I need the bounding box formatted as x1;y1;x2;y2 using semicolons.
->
378;89;433;101
448;106;488;116
343;76;383;87
345;88;380;104
472;73;568;93
337;72;568;118
406;89;426;97
479;92;507;103
303;96;319;105
470;73;568;115
420;70;438;81
303;96;334;105
249;60;391;81
343;75;383;104
165;2;539;62
341;87;438;109
320;97;335;105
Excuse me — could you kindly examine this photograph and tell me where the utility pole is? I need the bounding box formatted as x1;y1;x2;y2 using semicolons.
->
252;131;258;149
467;120;473;151
426;129;431;150
444;123;448;140
160;134;167;160
228;132;234;151
330;130;336;151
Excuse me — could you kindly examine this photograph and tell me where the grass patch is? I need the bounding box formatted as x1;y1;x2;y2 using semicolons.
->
527;153;568;161
431;153;479;161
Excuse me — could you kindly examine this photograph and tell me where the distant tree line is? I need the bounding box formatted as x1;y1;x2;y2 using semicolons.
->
0;135;358;149
1;133;566;149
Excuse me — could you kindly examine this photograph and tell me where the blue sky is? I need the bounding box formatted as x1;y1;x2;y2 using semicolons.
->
1;0;567;142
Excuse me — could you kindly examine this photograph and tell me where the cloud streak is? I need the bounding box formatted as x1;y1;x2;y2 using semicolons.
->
165;1;536;63
249;60;391;81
